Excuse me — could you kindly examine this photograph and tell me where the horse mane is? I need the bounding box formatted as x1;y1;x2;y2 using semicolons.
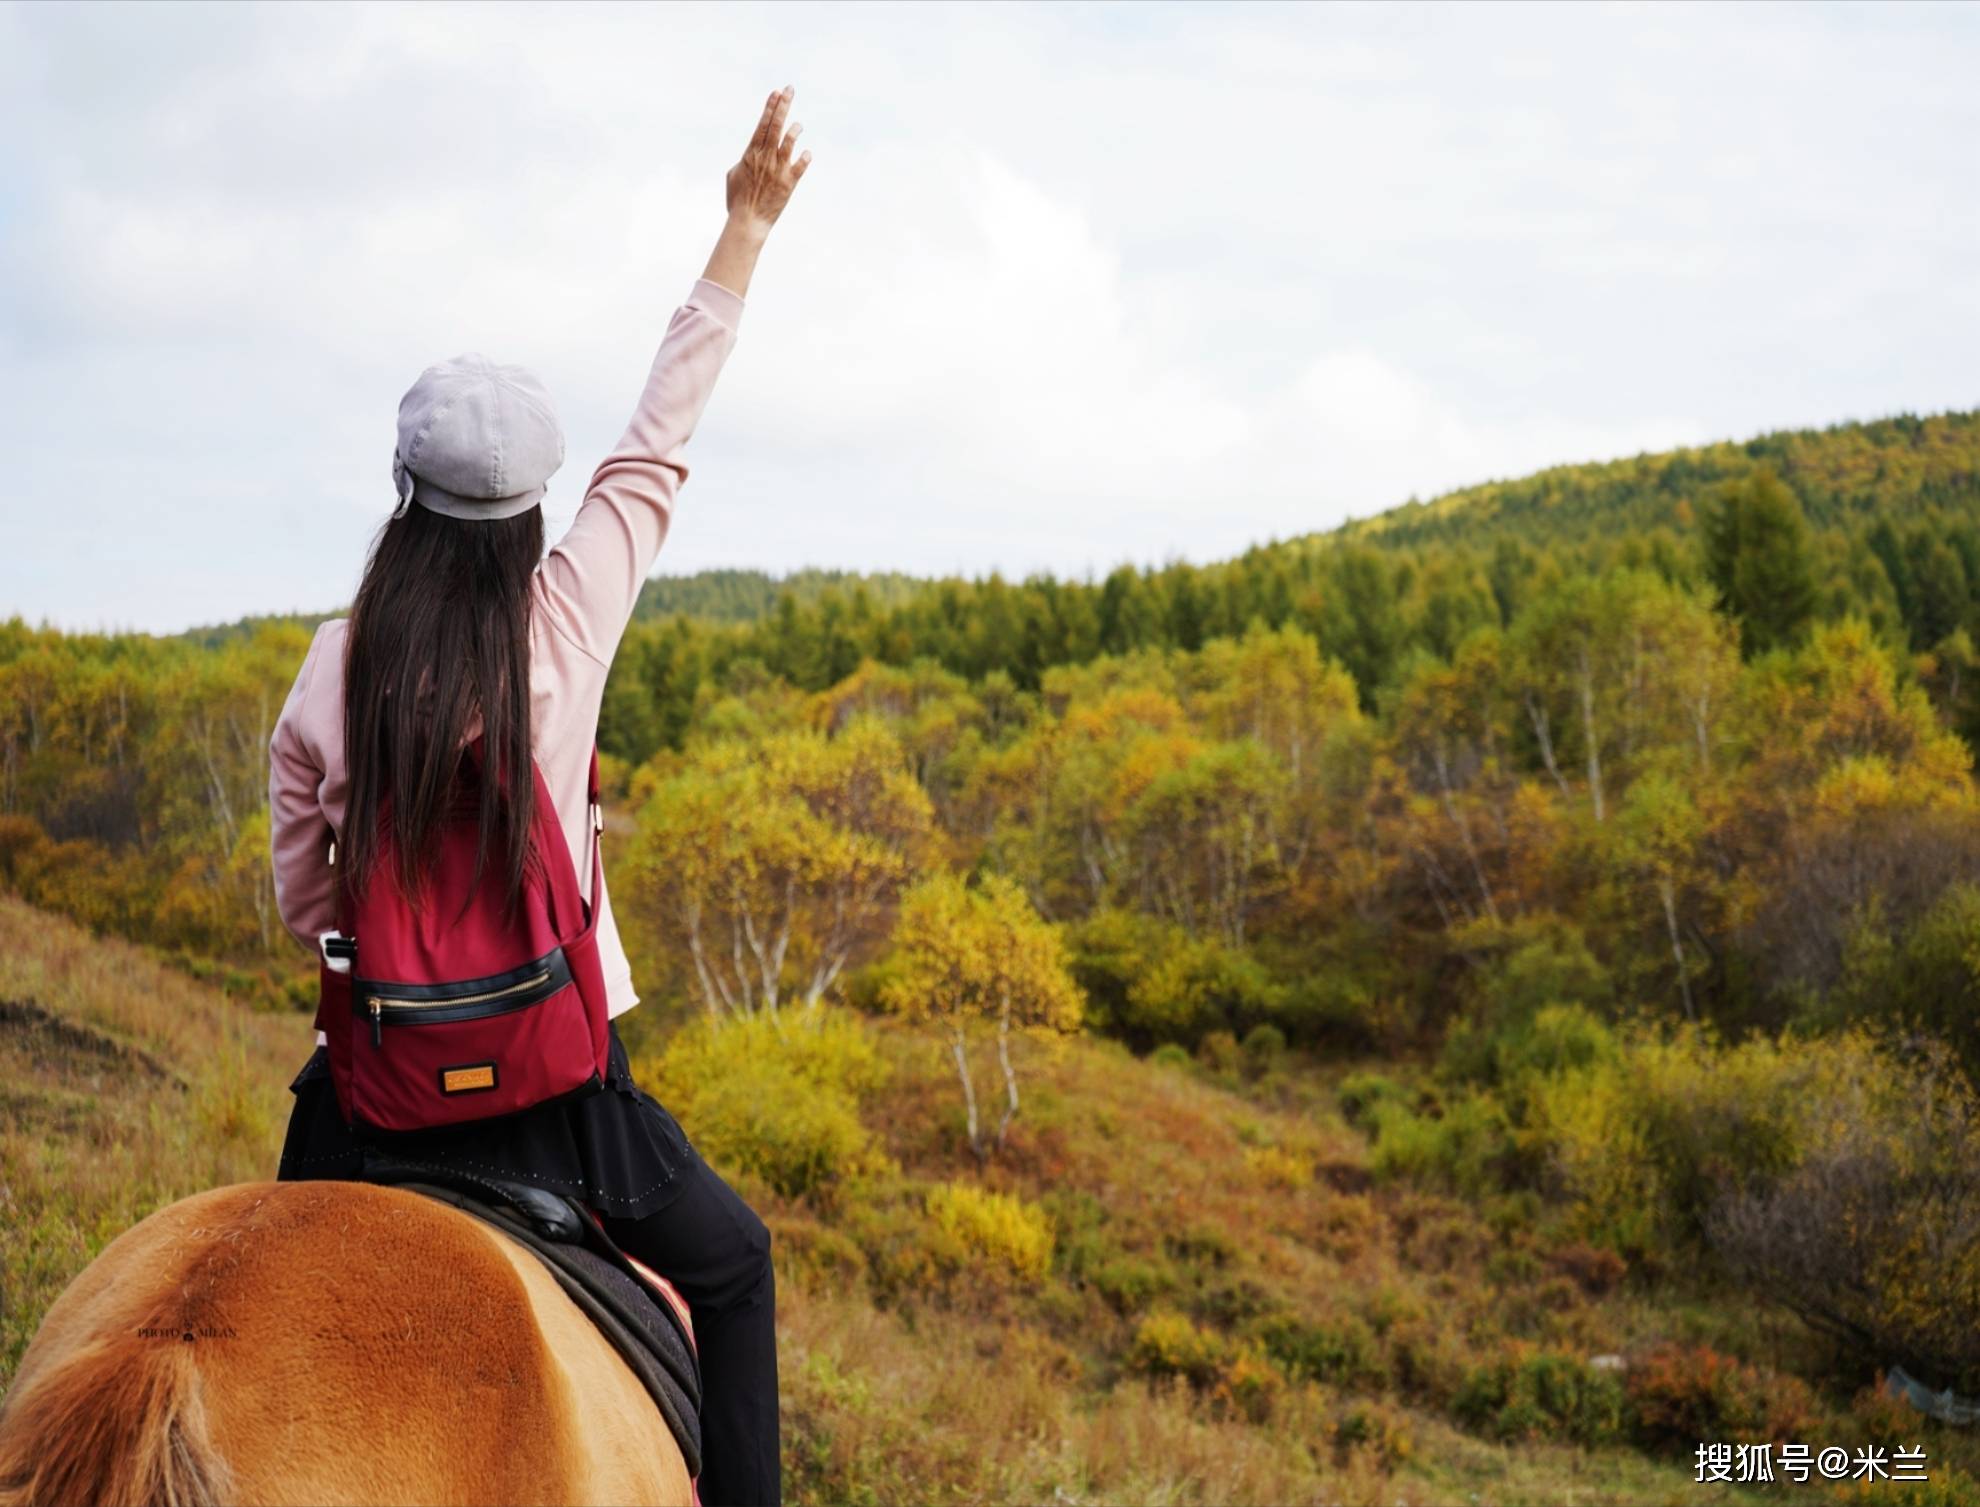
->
0;1332;229;1507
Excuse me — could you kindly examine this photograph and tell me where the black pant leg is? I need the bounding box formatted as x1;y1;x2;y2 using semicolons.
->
599;1149;781;1507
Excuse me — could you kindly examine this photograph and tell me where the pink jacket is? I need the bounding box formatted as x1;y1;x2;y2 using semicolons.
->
269;276;745;1045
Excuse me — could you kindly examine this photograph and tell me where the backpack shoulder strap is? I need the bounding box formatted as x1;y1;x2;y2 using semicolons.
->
584;743;604;921
327;822;354;932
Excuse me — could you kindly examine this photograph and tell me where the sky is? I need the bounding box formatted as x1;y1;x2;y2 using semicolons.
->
1;1;1976;635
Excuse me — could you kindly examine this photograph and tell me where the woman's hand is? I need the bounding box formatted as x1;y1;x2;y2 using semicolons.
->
728;85;811;229
703;85;811;298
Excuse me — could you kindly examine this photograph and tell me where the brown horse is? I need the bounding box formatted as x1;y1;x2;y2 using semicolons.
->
0;1180;691;1506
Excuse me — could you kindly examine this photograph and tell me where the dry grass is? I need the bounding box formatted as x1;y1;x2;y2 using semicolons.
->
0;898;1858;1502
781;1280;1337;1504
778;1280;1744;1506
0;894;303;1389
746;1020;1769;1504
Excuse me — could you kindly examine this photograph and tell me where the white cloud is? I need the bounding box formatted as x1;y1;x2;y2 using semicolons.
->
0;0;1975;631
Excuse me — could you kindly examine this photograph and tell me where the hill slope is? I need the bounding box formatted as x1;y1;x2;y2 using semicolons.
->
620;409;1980;627
628;1008;1801;1505
0;895;303;1385
1320;409;1980;558
0;895;1757;1504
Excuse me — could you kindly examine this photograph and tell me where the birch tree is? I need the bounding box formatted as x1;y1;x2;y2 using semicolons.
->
879;872;1083;1159
630;718;933;1018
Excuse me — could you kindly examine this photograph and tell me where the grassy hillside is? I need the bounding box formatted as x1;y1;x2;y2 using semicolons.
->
3;900;1974;1502
739;1019;1759;1505
0;896;1730;1504
0;894;299;1383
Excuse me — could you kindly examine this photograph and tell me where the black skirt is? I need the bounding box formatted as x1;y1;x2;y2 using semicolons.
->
277;1021;698;1222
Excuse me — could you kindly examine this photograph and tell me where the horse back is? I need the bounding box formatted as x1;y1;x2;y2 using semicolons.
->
0;1180;687;1506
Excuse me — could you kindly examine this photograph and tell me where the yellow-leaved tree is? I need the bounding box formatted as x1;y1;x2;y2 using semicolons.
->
629;716;934;1017
880;872;1083;1160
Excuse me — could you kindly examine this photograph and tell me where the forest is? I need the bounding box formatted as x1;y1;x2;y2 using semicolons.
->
6;407;1980;1501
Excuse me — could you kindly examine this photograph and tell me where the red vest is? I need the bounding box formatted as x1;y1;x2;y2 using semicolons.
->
314;742;611;1134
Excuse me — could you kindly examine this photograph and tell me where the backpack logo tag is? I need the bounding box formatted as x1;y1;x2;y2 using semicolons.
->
440;1062;498;1095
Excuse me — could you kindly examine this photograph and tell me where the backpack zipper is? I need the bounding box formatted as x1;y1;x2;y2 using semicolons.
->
358;949;571;1048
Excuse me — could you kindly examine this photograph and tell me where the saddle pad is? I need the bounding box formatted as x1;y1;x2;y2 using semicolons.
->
393;1180;702;1476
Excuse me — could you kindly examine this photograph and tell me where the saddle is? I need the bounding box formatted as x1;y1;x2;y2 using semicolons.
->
360;1155;702;1478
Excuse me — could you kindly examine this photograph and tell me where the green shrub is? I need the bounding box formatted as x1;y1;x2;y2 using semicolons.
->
1453;1346;1627;1445
1148;1042;1192;1070
1240;1022;1287;1076
1441;1003;1622;1148
838;952;902;1014
1363;1282;1429;1336
840;1188;949;1299
1476;922;1616;1022
1369;1092;1516;1197
1199;1273;1278;1328
1261;1312;1390;1388
1128;935;1287;1048
1278;962;1414;1051
1065;911;1296;1050
642;1009;891;1200
1338;1071;1411;1130
1525;1025;1889;1264
1063;906;1168;1037
1439;1016;1500;1091
1441;920;1619;1096
1832;883;1980;1084
1087;1254;1175;1313
1128;1310;1287;1423
1163;1222;1238;1268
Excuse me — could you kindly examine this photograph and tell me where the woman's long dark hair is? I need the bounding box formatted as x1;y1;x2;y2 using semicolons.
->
342;502;544;918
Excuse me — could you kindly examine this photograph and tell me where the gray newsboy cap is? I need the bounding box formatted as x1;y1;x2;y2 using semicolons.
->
391;353;566;521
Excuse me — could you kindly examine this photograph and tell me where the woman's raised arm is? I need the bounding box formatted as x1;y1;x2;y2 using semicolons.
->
533;86;812;668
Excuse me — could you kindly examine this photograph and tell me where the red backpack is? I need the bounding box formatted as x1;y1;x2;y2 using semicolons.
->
314;740;612;1134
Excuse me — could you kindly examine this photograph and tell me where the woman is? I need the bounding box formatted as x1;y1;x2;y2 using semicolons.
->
267;86;811;1507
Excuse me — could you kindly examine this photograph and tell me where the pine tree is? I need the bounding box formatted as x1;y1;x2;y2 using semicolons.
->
1701;467;1817;657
